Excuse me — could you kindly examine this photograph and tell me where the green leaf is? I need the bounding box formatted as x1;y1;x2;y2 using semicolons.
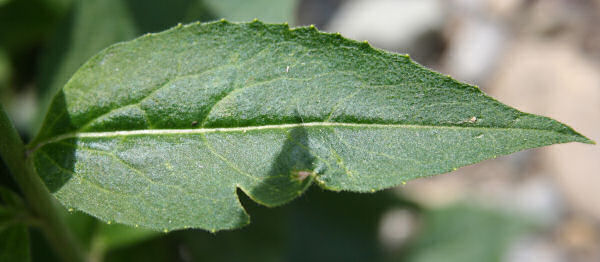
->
28;21;593;232
402;205;532;262
0;225;30;262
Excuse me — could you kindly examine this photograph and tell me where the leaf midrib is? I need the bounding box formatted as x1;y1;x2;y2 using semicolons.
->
29;121;581;155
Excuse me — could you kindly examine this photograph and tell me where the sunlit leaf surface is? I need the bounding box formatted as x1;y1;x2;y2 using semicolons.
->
29;21;592;231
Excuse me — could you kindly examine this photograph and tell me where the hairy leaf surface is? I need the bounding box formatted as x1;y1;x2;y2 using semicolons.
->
28;20;592;231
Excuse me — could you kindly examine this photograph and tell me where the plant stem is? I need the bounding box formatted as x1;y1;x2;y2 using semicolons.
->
0;105;85;262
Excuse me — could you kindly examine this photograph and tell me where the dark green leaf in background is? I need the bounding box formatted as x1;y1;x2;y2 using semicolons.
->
104;188;413;262
0;187;30;262
0;186;26;231
0;48;9;95
0;224;30;262
102;189;531;262
28;21;592;232
0;0;66;56
43;211;158;262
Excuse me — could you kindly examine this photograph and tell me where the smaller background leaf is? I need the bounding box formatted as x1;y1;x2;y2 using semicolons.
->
0;186;31;262
0;0;66;56
62;212;158;261
0;186;23;210
101;188;532;262
400;205;533;262
104;188;415;262
0;225;30;262
0;186;27;232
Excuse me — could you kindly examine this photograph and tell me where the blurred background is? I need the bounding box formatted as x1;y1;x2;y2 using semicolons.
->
1;0;598;261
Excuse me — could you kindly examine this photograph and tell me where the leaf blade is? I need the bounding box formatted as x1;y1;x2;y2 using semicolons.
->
29;21;592;231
